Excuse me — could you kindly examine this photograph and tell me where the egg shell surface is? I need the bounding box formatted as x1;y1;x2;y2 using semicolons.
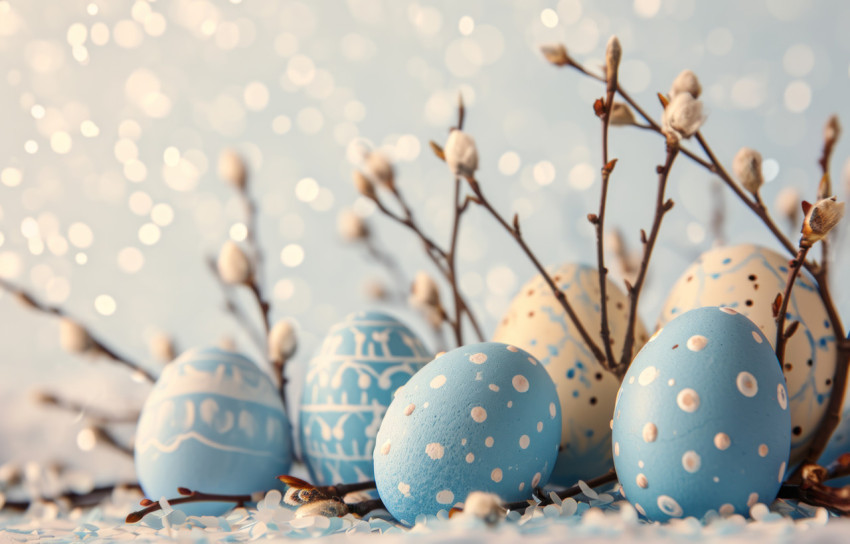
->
613;307;790;521
659;244;836;464
135;347;292;516
493;263;648;485
373;342;562;526
300;311;431;485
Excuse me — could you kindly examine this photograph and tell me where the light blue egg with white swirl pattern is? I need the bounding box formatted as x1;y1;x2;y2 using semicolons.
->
300;311;431;485
613;307;790;521
135;347;293;516
374;342;562;526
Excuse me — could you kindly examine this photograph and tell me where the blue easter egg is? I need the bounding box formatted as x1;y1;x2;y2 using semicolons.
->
299;311;431;485
374;342;562;526
613;307;790;521
135;347;293;516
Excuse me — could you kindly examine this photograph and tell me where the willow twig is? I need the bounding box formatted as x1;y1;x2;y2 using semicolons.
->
204;257;265;352
502;469;618;512
774;246;810;365
3;483;141;511
35;391;139;425
126;488;255;523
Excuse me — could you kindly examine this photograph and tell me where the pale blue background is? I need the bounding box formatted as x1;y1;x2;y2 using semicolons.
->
0;0;848;487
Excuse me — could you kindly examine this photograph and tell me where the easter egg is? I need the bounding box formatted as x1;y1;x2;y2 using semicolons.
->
613;307;791;521
374;342;562;526
493;263;648;486
300;311;431;485
818;401;850;487
659;244;837;465
135;347;293;516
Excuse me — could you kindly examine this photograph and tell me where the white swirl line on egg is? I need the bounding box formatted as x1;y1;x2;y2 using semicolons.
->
136;431;274;457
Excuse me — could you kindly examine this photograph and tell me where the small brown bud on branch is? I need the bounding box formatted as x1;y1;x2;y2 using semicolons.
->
605;36;622;89
218;149;247;190
352;171;376;200
609;102;636;126
772;293;782;318
429;141;446;161
587;213;599;224
801;196;845;247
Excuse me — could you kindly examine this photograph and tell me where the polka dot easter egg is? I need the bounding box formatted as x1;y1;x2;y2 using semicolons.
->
493;263;648;486
659;244;836;465
300;311;431;485
613;307;790;521
374;342;561;526
135;348;293;516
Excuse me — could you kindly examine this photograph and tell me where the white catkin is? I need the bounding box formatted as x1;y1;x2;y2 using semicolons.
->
217;241;251;285
444;130;479;177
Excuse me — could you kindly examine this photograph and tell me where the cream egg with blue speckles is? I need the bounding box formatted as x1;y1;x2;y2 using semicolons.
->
493;263;648;486
373;342;561;526
613;307;790;521
659;244;837;465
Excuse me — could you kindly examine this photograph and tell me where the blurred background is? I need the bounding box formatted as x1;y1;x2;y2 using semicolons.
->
0;0;848;489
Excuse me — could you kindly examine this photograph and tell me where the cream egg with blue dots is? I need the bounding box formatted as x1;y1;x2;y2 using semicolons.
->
373;342;561;526
493;263;648;486
613;307;790;522
659;244;836;465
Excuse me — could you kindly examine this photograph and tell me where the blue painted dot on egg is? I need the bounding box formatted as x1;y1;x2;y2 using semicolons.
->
374;342;561;526
135;347;293;516
613;307;791;521
299;311;431;486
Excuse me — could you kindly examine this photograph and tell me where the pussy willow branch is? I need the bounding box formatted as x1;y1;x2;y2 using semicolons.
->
89;426;134;458
618;144;679;374
464;177;607;365
774;246;810;366
0;279;155;383
502;469;618;512
204;257;265;352
35;391;139;424
3;483;141;512
126;488;255;523
447;176;469;345
817;118;838;317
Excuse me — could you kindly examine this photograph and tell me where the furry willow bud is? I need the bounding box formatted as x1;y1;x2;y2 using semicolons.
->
268;319;297;362
365;152;394;190
352;170;376;200
149;332;175;363
218;149;247;189
59;318;93;354
462;491;506;525
540;43;569;66
294;499;349;518
801;196;845;247
733;147;764;195
444;129;478;177
605;36;622;81
669;69;701;99
662;93;705;141
337;209;368;242
410;271;440;308
609;102;636;126
217;241;251;285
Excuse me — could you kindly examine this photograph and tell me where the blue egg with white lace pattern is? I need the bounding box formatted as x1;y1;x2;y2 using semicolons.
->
613;307;790;521
135;347;293;516
374;342;562;526
299;311;431;485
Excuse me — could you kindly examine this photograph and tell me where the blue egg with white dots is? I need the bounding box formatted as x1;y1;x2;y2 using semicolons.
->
373;342;562;526
612;307;790;521
135;347;293;516
300;311;431;485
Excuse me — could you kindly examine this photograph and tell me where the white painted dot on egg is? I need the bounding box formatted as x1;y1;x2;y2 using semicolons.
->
512;374;530;392
425;442;445;460
657;495;683;517
469;352;487;364
713;476;719;483
752;330;763;343
714;432;731;450
518;482;525;491
381;440;391;455
719;503;735;516
491;468;503;482
506;345;518;352
436;490;454;504
614;442;620;456
737;371;758;397
687;335;708;352
519;435;530;449
398;482;411;497
677;388;700;412
549;402;556;418
636;474;648;488
719;307;737;315
485;436;494;447
532;472;541;487
537;421;543;432
638;366;659;386
635;503;646;516
489;384;500;392
527;356;537;365
475;372;483;381
466;452;475;463
642;422;658;443
777;384;788;410
682;451;701;473
404;404;416;416
507;401;513;408
430;375;447;389
471;406;487;422
748;492;759;507
778;462;786;482
759;444;769;457
461;438;467;446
